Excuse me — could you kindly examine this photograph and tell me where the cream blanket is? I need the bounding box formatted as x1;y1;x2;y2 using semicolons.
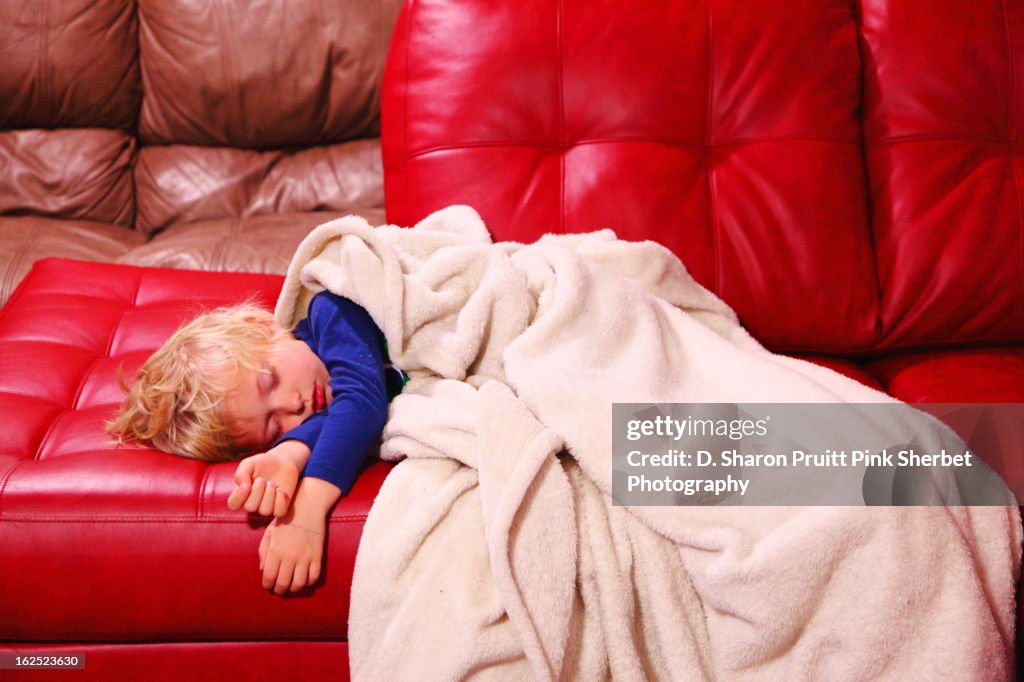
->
275;206;1021;681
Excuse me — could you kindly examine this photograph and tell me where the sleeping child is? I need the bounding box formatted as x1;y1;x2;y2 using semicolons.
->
106;291;405;596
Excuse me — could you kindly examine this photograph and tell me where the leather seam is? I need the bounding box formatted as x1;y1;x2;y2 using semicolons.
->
39;0;50;120
707;0;721;292
0;459;24;519
765;338;1024;358
70;355;104;410
402;0;414;222
198;465;213;519
0;389;62;407
404;135;857;160
6;291;137;309
851;0;885;344
131;269;142;307
557;0;566;234
11;446;137;460
101;274;142;360
32;408;67;463
104;307;129;359
214;4;243;147
869;133;1016;147
2;338;106;354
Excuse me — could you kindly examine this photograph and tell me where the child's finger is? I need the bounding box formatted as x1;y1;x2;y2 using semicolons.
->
290;562;309;592
308;558;321;586
227;458;255;510
273;487;292;517
225;475;252;507
274;561;296;595
244;477;267;513
258;481;277;516
226;480;251;510
262;553;281;591
233;457;255;485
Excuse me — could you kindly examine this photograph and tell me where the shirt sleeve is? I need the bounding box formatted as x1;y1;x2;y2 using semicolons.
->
276;292;389;494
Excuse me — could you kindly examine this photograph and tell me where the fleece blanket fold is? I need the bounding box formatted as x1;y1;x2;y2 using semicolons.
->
275;206;1022;681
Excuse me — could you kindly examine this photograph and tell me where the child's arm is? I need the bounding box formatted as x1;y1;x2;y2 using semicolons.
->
254;293;390;594
258;476;340;594
301;294;389;493
226;439;311;517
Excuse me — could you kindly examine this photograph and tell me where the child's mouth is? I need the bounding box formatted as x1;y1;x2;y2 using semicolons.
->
313;382;325;412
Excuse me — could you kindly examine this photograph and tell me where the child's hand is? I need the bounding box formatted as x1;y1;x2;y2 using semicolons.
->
259;511;326;595
226;440;310;517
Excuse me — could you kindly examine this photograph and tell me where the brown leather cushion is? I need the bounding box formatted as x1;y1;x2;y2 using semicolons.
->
0;130;135;227
138;0;403;147
118;210;386;273
0;217;144;304
134;139;384;236
0;0;139;130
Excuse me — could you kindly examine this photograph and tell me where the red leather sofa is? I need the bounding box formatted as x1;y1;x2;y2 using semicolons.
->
2;0;1023;679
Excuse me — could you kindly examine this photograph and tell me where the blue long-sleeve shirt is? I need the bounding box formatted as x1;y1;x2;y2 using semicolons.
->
274;291;404;494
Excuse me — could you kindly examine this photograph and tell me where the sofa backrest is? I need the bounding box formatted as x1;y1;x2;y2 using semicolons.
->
0;0;138;227
381;0;1024;355
859;0;1023;351
0;0;402;234
133;0;401;235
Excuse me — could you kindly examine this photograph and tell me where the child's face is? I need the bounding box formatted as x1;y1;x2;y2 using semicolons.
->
223;324;333;452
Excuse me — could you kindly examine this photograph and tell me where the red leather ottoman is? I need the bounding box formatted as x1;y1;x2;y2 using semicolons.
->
0;257;388;680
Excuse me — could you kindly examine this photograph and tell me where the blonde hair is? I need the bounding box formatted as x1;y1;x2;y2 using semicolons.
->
106;303;288;462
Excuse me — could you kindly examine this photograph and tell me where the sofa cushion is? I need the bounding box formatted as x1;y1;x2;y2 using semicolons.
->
0;129;136;227
0;0;139;131
382;0;879;354
119;210;385;272
138;0;402;148
0;217;144;305
787;354;886;392
866;347;1024;497
0;258;386;642
867;349;1024;403
134;139;384;236
860;0;1024;349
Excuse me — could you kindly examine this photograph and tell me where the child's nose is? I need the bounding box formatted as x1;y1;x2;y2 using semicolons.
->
273;391;306;422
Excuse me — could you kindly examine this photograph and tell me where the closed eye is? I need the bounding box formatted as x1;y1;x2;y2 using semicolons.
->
261;366;282;443
260;365;280;393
